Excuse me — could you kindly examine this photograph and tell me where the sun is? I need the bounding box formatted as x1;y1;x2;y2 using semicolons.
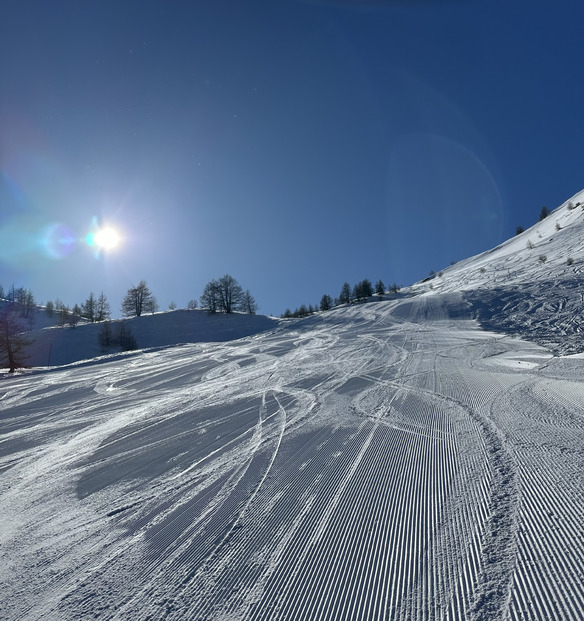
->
94;227;120;249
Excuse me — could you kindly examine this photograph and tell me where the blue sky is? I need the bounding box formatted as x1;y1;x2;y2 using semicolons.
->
1;0;583;317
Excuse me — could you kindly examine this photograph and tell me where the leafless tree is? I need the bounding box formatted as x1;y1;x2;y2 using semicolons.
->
0;305;31;373
121;281;154;317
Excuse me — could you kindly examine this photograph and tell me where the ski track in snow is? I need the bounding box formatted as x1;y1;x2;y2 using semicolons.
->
1;294;583;620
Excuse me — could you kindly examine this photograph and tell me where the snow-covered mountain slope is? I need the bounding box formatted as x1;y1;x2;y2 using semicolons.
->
2;192;584;620
412;189;584;353
2;292;583;620
14;189;584;369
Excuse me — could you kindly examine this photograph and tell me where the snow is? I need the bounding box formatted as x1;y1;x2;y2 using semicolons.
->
22;309;279;368
2;192;584;620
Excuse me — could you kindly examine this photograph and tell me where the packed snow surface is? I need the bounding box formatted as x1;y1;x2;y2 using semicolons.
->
2;292;584;620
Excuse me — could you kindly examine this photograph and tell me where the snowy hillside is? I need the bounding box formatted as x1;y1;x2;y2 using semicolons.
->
23;309;279;368
414;189;584;353
2;193;584;620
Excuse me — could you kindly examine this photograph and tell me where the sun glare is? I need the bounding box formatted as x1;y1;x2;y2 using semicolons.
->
94;227;120;249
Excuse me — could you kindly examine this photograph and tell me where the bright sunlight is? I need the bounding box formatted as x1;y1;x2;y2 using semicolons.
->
93;227;120;249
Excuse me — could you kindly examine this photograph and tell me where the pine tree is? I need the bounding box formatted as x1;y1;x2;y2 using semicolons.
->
339;282;351;305
353;279;373;301
320;294;333;311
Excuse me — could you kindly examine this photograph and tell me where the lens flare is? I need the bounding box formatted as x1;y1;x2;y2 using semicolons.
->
42;223;77;259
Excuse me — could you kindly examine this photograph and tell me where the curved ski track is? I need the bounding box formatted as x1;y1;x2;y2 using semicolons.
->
1;293;583;620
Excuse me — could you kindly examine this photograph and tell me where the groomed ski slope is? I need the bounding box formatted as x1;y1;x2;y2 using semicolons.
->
2;292;583;620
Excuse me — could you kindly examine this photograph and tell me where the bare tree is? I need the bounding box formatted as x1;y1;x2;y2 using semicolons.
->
242;289;258;314
69;304;82;328
201;280;220;313
201;275;253;314
56;301;70;327
121;281;154;317
98;320;114;348
96;291;111;321
145;295;159;314
82;292;97;322
0;306;31;373
117;321;138;350
217;274;244;313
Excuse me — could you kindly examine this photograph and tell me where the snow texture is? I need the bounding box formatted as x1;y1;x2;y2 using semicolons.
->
1;191;584;620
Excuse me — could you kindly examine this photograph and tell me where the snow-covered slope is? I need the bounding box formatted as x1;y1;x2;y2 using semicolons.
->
23;309;279;368
412;189;584;353
2;192;584;621
2;291;584;620
422;189;584;293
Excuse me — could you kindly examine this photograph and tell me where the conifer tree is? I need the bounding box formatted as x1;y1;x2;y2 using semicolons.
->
320;294;333;311
339;282;351;305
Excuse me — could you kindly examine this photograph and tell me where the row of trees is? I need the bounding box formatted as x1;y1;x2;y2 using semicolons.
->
3;271;405;371
44;292;112;328
3;275;256;327
118;276;258;317
1;274;258;372
0;285;36;323
283;279;401;318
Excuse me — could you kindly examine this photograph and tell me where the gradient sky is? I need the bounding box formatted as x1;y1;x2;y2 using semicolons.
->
1;0;583;317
